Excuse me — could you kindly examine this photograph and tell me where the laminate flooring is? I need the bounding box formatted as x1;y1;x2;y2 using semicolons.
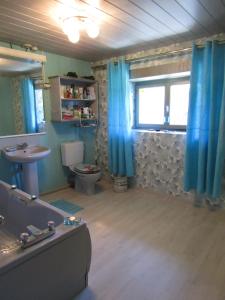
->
42;181;225;300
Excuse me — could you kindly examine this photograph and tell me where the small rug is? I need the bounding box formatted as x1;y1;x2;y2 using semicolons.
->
50;199;83;215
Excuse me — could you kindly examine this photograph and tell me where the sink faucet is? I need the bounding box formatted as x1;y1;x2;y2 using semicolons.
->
17;142;28;150
4;143;28;152
0;215;5;225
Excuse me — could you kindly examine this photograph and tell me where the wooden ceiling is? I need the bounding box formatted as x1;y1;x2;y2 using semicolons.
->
0;0;224;62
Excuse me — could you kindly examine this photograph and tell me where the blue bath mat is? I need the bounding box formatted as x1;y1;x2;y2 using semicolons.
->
50;199;83;215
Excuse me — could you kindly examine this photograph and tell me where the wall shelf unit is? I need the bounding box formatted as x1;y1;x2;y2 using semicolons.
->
49;76;98;127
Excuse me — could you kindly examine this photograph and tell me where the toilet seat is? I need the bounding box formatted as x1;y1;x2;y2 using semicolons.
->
73;163;100;174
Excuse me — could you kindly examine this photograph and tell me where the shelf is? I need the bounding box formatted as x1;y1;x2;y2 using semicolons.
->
49;76;97;85
59;118;97;122
79;125;97;128
61;97;96;101
49;76;98;125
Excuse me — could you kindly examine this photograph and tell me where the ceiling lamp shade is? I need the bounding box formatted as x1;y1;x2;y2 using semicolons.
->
85;19;99;39
61;15;99;43
68;29;80;43
62;17;78;35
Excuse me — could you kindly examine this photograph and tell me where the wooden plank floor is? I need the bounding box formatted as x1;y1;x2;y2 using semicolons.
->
43;181;225;300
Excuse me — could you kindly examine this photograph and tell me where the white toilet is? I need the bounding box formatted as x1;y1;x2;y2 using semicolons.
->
61;141;101;195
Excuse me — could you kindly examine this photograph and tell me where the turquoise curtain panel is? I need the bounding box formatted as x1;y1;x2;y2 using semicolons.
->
107;58;134;177
21;78;37;134
184;41;225;199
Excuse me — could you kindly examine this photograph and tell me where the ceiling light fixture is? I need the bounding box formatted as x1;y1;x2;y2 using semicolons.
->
61;15;99;43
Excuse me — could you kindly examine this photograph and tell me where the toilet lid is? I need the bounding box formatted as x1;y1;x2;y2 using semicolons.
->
74;163;100;174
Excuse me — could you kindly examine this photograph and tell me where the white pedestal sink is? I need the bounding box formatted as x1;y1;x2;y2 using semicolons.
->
3;145;51;196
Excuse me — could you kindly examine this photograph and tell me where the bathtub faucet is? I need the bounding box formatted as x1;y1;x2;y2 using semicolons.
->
0;215;5;225
20;221;56;249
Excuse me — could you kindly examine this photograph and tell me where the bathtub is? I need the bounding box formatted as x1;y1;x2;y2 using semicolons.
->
0;180;91;300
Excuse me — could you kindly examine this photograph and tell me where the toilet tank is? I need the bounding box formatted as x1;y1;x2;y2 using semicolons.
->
61;141;84;167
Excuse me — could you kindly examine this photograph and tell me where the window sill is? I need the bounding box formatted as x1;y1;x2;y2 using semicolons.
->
132;129;186;135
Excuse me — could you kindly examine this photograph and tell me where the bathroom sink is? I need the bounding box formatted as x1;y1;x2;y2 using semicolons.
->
3;145;51;196
3;145;51;163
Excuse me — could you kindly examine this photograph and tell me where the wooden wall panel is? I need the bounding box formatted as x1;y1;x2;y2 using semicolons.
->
0;0;223;61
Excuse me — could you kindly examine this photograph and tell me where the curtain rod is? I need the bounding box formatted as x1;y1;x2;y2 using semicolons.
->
129;39;225;65
91;36;225;69
91;47;192;69
128;47;192;65
125;40;225;63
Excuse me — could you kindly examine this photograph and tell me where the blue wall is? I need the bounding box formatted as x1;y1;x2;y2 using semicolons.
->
38;52;96;194
0;43;96;194
0;77;15;135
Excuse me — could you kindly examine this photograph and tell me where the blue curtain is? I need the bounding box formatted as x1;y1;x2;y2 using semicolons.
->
184;41;225;199
107;58;134;177
21;78;37;133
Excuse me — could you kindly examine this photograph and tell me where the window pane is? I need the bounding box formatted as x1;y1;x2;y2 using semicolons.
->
170;83;190;126
138;86;165;124
35;89;44;127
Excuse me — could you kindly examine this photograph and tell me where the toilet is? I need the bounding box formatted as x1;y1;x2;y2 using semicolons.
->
61;141;101;195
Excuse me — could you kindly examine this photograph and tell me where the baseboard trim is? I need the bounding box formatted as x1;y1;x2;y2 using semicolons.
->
40;184;70;196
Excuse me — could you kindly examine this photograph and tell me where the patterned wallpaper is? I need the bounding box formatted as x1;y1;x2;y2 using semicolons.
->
94;68;189;196
95;68;110;178
134;131;186;196
11;77;24;134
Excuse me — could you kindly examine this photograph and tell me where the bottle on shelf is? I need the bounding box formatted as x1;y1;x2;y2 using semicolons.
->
87;86;95;99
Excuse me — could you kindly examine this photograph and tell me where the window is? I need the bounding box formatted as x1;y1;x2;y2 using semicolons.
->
34;88;45;131
134;77;190;130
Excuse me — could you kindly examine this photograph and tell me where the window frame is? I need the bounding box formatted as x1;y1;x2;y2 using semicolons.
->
134;76;190;131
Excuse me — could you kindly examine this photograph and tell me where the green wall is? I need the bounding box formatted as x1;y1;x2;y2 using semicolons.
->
0;77;15;135
39;52;95;194
0;43;96;194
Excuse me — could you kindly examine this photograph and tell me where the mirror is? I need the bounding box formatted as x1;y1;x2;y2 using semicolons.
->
0;51;46;137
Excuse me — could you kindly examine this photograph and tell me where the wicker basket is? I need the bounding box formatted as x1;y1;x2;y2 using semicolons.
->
113;176;128;192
